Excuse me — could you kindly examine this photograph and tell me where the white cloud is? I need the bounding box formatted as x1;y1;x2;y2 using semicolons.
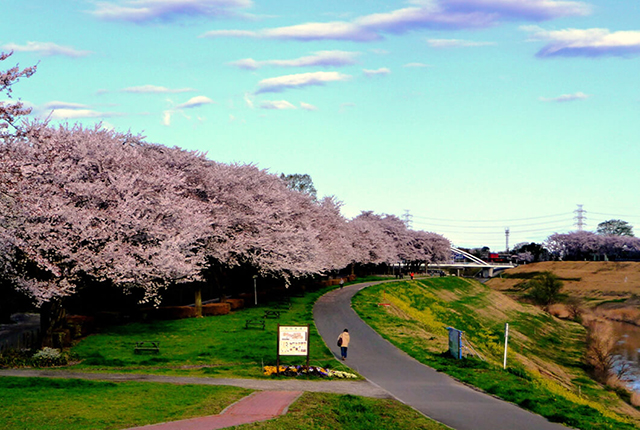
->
42;101;91;110
363;67;391;77
175;96;214;109
202;1;590;43
403;62;431;67
49;109;118;120
300;102;318;111
522;26;640;57
539;91;589;102
259;100;297;110
229;50;360;70
427;38;495;48
90;0;253;23
256;71;351;94
2;41;91;57
339;102;356;113
162;110;173;126
244;93;255;109
121;85;196;93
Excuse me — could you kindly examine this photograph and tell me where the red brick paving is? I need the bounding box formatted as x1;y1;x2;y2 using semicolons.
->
124;391;302;430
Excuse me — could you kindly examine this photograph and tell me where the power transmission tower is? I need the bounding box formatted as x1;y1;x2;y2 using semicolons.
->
505;228;510;252
402;209;413;229
574;204;587;231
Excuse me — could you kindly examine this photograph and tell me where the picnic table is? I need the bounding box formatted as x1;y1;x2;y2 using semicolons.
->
263;310;281;319
134;340;160;354
245;319;266;330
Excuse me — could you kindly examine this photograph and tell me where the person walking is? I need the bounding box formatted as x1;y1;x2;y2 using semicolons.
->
337;328;350;361
339;278;345;289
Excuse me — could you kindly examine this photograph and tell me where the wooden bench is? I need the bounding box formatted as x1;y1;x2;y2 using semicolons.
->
263;310;281;319
274;301;291;310
134;340;160;354
245;319;265;330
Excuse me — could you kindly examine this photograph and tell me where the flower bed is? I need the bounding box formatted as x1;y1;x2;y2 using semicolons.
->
263;365;357;379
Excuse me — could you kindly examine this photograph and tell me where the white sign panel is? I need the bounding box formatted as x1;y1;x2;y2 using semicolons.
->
278;325;309;356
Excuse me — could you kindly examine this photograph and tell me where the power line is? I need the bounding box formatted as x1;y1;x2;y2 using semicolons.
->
412;212;571;223
411;218;574;229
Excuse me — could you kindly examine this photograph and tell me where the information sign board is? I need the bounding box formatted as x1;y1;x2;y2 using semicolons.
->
278;325;309;356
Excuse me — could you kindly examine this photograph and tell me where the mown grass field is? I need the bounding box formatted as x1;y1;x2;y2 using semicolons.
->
69;279;376;378
0;377;450;430
352;277;640;430
0;376;251;430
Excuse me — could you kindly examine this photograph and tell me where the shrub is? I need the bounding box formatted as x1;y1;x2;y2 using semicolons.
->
153;306;197;320
202;303;230;316
524;271;563;309
224;298;244;311
32;347;68;367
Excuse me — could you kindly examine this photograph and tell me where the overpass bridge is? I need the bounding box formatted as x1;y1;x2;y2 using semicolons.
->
428;247;514;278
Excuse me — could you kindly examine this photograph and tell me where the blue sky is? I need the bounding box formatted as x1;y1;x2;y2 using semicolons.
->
3;0;639;249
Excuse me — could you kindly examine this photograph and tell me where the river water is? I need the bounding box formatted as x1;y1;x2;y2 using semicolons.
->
611;320;640;391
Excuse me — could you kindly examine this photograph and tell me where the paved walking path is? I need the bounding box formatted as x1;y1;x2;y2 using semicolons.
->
314;281;569;430
0;368;390;398
123;391;302;430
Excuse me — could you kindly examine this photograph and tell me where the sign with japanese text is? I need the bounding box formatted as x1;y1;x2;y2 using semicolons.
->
278;325;309;356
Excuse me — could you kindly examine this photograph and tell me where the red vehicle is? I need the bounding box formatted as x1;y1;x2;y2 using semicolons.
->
487;253;511;263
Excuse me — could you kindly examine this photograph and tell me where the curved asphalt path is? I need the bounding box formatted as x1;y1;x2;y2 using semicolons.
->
314;281;569;430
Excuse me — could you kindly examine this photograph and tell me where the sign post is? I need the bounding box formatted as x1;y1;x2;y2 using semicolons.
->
503;322;509;369
253;275;258;305
277;324;310;375
446;327;462;359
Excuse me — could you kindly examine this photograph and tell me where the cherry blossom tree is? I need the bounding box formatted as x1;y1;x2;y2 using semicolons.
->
1;51;37;140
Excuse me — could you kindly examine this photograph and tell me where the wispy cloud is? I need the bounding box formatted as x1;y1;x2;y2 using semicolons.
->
229;50;360;70
300;102;318;111
339;102;356;113
202;0;590;42
363;67;391;77
259;100;297;110
90;0;253;23
42;101;91;110
539;91;589;102
120;85;196;93
175;96;214;109
2;41;91;57
403;62;431;67
256;71;351;94
522;26;640;58
426;38;495;48
162;95;214;126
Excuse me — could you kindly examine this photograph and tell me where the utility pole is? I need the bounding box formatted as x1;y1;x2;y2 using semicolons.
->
505;228;510;252
574;204;587;231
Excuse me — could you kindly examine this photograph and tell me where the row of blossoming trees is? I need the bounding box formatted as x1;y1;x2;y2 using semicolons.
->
546;231;640;261
0;123;450;334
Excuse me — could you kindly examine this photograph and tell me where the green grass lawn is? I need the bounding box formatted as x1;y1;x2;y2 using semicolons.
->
233;392;451;430
352;277;639;430
68;278;385;378
0;377;450;430
0;376;251;430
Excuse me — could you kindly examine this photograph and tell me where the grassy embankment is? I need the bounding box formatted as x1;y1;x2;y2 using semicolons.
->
0;276;449;429
352;276;640;430
487;261;640;324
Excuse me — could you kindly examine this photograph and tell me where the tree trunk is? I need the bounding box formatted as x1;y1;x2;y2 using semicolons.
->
194;287;202;318
40;299;66;348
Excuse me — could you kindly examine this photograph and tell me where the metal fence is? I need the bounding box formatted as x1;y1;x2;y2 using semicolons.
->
0;328;41;352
